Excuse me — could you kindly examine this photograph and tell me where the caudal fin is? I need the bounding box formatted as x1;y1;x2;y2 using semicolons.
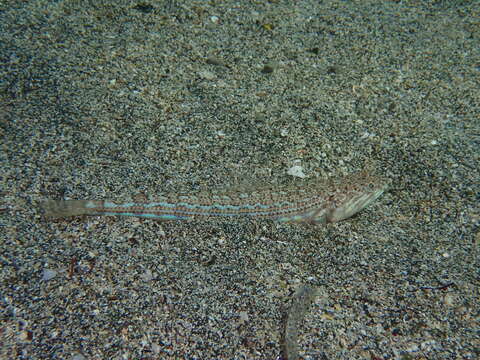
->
41;200;100;218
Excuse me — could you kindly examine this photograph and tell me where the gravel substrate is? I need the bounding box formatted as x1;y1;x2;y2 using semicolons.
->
1;1;478;359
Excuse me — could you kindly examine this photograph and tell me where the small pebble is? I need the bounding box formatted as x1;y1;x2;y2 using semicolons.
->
42;269;57;281
287;165;306;178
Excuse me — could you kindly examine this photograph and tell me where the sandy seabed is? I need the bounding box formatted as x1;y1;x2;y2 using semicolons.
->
1;1;478;359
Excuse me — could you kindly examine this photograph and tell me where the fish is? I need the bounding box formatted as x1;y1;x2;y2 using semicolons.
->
41;171;388;224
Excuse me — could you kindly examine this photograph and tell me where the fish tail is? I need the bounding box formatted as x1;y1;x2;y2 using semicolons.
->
41;200;102;218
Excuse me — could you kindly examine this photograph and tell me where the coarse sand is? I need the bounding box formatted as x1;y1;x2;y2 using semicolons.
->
1;1;478;359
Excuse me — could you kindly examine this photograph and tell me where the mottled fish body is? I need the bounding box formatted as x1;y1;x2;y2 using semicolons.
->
42;171;387;224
